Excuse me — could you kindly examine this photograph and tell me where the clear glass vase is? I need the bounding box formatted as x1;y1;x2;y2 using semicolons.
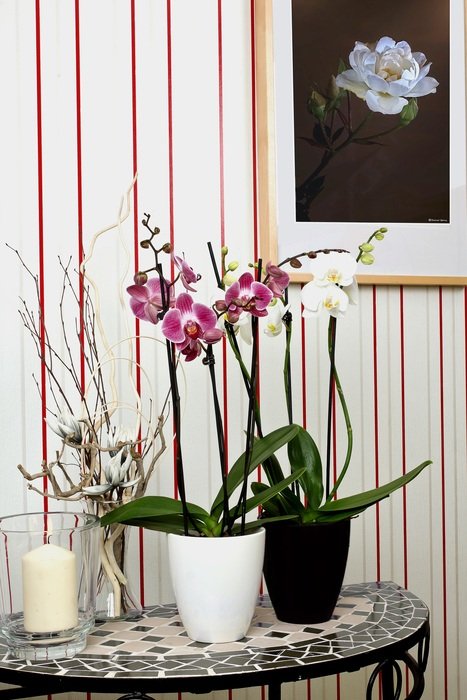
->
0;511;100;659
96;522;142;621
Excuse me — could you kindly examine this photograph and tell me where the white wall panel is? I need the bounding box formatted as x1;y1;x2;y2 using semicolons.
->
1;1;466;698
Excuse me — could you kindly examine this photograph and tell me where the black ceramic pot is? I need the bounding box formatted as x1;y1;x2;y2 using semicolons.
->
262;519;351;624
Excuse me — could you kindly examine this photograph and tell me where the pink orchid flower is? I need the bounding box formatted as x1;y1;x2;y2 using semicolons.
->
162;293;224;356
127;277;174;324
219;272;273;324
173;254;200;292
265;262;290;298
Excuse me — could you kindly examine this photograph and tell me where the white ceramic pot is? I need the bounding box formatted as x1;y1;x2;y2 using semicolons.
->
167;527;265;643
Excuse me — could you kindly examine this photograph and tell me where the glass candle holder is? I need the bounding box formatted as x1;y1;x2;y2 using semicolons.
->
0;511;100;660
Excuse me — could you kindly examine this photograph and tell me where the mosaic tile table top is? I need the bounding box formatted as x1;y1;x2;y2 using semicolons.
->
0;581;429;683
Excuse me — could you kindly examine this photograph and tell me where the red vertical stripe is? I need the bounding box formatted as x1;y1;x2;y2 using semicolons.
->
217;0;229;478
438;288;448;700
372;287;380;582
35;0;48;513
249;0;262;505
74;0;85;393
399;287;408;589
130;1;140;402
129;0;145;607
165;0;178;498
166;0;175;262
250;0;258;261
217;0;225;249
35;9;50;700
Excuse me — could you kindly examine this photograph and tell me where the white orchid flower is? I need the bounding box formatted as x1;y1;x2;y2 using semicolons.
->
335;36;439;115
264;299;290;337
237;313;254;344
301;282;351;318
228;299;291;343
345;279;359;306
308;251;357;288
46;408;82;442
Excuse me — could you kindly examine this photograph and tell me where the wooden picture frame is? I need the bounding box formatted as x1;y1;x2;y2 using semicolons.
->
255;0;467;285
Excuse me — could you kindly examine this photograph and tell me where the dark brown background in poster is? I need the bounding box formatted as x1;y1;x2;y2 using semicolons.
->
292;0;450;223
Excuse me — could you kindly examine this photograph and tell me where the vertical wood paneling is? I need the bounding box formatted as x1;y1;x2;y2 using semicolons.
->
2;2;467;699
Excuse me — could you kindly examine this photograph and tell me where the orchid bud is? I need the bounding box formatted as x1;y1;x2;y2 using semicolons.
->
374;231;385;240
133;271;148;286
162;243;172;253
359;243;374;253
140;239;150;249
227;261;239;271
214;300;227;312
289;258;302;269
221;246;229;255
222;272;236;286
360;252;375;265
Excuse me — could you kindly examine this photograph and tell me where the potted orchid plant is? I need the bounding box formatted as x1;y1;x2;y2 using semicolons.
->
247;234;431;623
101;214;304;643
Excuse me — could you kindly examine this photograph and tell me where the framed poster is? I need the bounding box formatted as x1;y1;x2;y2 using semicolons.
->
255;0;467;284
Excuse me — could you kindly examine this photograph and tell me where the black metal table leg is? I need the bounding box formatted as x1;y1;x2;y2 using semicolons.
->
367;658;402;700
366;622;429;700
268;681;282;700
381;660;396;699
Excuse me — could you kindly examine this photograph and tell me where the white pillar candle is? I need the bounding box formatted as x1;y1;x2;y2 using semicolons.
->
22;543;78;633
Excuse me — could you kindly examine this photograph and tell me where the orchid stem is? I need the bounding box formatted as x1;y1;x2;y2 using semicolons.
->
207;241;224;289
325;317;353;502
226;324;263;437
283;293;299;498
155;260;196;536
283;289;293;425
205;345;229;535
327;359;353;502
325;317;336;499
240;314;259;534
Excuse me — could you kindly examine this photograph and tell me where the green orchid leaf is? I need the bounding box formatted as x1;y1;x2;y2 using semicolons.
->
287;426;323;509
276;487;306;515
251;482;284;517
113;517;192;535
319;461;431;513
302;506;368;524
210;423;300;518
254;481;306;517
100;496;211;527
261;454;287;486
229;468;306;520
231;514;300;534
